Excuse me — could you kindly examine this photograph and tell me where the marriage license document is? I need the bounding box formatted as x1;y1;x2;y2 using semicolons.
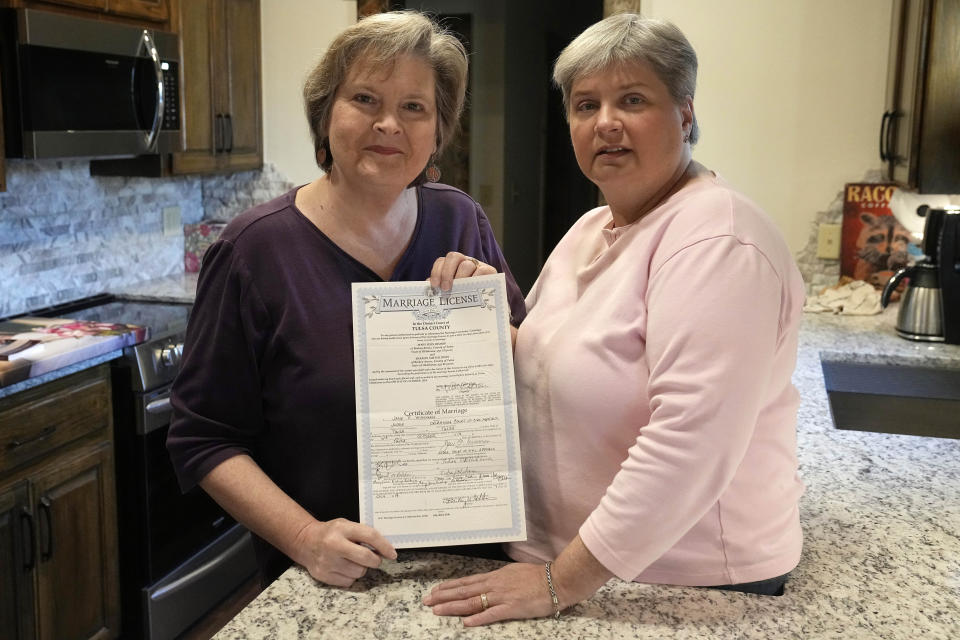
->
352;274;526;548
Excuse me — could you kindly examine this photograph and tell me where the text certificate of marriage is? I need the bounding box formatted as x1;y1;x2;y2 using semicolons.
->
352;273;526;548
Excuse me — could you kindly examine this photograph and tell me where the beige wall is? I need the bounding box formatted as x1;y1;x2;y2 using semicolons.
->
260;0;357;187
260;1;894;254
643;0;893;252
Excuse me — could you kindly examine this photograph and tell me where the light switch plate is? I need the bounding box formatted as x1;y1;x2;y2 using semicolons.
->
817;223;842;259
162;206;182;237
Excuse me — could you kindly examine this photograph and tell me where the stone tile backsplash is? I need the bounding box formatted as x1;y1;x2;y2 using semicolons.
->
0;159;293;318
0;158;897;317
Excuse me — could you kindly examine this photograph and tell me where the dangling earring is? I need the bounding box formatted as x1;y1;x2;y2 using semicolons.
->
425;163;441;183
318;138;332;166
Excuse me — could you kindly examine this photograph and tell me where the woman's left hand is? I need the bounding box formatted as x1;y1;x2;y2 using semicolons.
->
429;251;497;292
422;562;556;626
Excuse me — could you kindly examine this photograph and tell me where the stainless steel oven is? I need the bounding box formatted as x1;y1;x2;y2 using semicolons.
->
33;296;257;640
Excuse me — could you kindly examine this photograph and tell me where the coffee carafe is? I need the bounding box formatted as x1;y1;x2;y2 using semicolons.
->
881;206;960;344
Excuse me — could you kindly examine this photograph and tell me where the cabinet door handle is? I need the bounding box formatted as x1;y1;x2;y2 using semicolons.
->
879;111;891;161
886;110;899;163
7;425;57;450
225;114;234;153
39;496;53;561
215;114;224;153
20;507;36;571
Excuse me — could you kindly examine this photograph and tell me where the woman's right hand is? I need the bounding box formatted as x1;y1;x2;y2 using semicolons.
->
293;518;397;587
198;456;395;588
430;251;497;292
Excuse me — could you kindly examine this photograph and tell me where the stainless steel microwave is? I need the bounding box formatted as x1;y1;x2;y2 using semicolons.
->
0;8;182;159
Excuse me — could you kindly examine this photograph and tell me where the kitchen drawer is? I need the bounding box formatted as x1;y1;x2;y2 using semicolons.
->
0;366;112;475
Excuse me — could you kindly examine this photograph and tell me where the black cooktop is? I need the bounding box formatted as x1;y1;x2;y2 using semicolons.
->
21;294;191;340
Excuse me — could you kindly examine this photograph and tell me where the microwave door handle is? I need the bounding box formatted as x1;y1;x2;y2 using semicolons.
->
138;29;165;152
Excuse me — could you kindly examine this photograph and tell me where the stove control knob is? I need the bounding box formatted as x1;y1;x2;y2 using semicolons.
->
160;344;180;368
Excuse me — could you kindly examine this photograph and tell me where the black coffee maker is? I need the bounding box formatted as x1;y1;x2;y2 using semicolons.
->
881;206;960;344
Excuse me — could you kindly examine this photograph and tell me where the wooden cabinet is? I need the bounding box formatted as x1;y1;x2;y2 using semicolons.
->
0;366;120;640
104;0;168;21
5;0;169;22
33;446;118;640
881;0;960;193
172;0;262;174
0;483;36;640
34;0;107;11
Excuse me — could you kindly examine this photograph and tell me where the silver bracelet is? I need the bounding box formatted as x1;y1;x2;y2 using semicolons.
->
544;561;561;620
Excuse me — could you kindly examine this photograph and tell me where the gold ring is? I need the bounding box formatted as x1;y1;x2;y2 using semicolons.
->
466;256;480;267
479;592;489;611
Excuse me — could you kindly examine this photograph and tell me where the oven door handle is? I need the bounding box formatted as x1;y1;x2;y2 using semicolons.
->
151;531;252;600
146;396;172;415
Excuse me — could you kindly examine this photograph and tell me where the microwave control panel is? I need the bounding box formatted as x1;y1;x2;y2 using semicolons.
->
162;62;180;131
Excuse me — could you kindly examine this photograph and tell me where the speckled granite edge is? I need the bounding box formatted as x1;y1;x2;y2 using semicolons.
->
803;307;960;367
213;539;960;640
0;350;122;400
819;347;960;369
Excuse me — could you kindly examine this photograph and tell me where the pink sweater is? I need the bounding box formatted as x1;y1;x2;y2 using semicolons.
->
506;174;806;586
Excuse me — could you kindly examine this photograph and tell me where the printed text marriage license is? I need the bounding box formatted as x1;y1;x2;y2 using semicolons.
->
352;274;526;547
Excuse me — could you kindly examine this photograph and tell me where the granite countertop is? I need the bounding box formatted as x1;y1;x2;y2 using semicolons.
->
0;274;198;399
213;306;960;639
0;318;146;399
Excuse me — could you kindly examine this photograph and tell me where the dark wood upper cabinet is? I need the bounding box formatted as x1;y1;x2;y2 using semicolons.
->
107;0;168;21
172;0;262;174
219;0;261;170
0;0;170;25
35;0;107;11
881;0;960;193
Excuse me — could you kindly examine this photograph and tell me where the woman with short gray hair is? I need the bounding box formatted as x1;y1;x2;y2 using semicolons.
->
168;10;526;589
426;14;804;624
552;13;700;144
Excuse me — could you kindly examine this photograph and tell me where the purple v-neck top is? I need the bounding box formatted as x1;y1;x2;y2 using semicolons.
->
167;183;526;580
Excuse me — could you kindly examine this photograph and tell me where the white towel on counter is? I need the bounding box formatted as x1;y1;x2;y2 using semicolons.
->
804;280;882;315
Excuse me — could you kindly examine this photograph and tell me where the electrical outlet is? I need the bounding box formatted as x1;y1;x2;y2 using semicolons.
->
162;206;182;237
817;223;842;259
